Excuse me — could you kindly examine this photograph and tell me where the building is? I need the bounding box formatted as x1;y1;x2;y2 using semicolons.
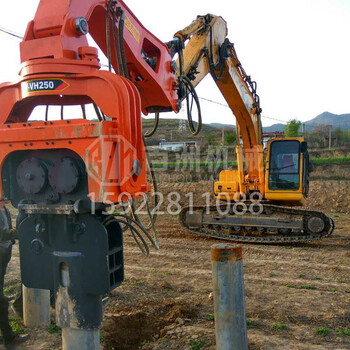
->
159;141;197;153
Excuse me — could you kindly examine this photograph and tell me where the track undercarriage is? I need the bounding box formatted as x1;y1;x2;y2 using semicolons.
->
180;202;335;244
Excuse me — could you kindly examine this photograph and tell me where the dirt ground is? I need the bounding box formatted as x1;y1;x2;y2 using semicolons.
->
2;180;350;350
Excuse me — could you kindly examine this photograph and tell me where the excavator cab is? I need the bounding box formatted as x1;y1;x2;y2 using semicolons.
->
213;137;309;206
265;138;309;205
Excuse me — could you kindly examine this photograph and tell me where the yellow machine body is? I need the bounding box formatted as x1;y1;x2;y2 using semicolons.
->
215;137;309;206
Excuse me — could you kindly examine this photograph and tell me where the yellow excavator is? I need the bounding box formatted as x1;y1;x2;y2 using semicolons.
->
167;15;334;243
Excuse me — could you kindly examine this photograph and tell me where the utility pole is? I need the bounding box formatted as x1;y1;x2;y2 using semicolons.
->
302;123;306;137
329;125;332;150
222;129;225;146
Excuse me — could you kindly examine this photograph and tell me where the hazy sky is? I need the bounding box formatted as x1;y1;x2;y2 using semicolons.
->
0;0;349;126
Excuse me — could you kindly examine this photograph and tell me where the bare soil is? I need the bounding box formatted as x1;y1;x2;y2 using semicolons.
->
2;180;350;350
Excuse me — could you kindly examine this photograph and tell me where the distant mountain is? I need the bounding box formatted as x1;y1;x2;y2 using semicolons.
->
263;123;285;133
262;112;350;133
207;123;236;130
304;112;350;131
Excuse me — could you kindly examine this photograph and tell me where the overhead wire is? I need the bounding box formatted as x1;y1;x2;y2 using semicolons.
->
0;26;23;39
198;97;287;124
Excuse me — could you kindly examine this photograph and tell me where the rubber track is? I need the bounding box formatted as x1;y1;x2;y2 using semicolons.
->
179;204;335;244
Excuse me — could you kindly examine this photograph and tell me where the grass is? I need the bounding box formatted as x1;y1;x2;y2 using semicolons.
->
269;273;277;278
207;314;215;321
299;285;317;290
139;339;147;348
189;339;207;350
315;327;330;336
3;285;16;294
9;318;25;335
298;274;306;279
337;279;347;283
336;329;350;336
286;284;317;290
272;323;288;331
329;288;338;292
311;276;322;281
247;319;259;329
48;324;61;334
310;157;350;165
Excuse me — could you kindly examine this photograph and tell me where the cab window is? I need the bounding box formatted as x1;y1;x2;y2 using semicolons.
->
268;140;300;191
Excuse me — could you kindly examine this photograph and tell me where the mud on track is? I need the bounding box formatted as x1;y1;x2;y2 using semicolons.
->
3;180;350;349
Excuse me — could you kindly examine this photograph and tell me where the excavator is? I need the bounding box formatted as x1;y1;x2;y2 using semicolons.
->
0;0;335;343
171;15;335;243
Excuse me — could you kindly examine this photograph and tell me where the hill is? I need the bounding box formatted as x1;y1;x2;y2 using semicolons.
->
304;112;350;131
143;118;224;145
263;112;350;133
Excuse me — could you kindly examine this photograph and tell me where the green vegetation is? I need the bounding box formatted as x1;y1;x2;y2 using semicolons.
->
306;128;350;148
48;324;61;334
311;276;322;281
329;288;337;292
139;339;147;348
189;339;207;350
206;133;216;145
272;323;288;331
336;329;350;336
247;319;259;329
284;119;301;137
9;318;25;335
3;286;16;294
224;132;236;145
298;274;306;279
315;327;330;336
310;157;350;165
207;314;215;321
286;284;317;290
299;285;317;290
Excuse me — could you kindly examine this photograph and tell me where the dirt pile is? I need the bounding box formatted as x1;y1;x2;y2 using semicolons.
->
103;300;199;349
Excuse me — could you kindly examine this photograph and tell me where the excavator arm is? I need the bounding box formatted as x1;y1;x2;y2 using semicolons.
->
171;15;264;194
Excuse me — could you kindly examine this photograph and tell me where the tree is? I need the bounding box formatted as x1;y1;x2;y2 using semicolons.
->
224;132;236;145
206;133;216;145
284;119;301;137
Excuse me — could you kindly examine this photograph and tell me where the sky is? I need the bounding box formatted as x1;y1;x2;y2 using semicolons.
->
0;0;349;126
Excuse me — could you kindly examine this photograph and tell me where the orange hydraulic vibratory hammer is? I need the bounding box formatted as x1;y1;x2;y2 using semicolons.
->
0;0;177;345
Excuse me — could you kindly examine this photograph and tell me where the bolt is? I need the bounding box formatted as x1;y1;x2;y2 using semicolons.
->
31;239;44;255
73;222;86;235
25;173;34;181
75;17;89;35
